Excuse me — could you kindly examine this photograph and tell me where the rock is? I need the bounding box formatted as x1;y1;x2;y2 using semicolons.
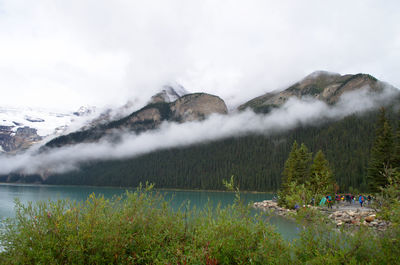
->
347;210;355;216
238;71;392;113
343;218;352;224
171;93;228;122
365;215;375;222
45;92;228;148
0;126;42;153
334;212;343;218
253;199;390;231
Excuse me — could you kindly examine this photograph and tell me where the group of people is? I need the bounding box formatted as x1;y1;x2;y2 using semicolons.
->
319;194;372;208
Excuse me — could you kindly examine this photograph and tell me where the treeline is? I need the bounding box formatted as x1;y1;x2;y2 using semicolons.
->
44;105;400;192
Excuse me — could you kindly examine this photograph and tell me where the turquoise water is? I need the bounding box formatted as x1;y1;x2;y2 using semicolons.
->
0;183;299;240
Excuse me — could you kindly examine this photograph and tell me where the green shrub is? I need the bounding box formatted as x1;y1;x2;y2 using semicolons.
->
0;184;290;264
1;183;399;264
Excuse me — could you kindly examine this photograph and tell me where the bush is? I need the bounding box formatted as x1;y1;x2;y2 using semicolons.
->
0;184;290;264
278;181;313;209
1;184;400;264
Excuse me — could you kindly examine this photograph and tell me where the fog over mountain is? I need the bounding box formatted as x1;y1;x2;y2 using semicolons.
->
0;83;397;176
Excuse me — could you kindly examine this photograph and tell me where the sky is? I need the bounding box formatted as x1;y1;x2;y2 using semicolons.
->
0;0;399;111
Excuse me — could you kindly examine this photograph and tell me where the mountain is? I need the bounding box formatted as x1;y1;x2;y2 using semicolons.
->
43;92;228;149
149;83;189;104
238;71;386;113
0;106;96;153
42;101;400;192
2;71;400;192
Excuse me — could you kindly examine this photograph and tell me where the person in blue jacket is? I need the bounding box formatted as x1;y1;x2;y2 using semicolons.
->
359;194;364;207
326;195;333;209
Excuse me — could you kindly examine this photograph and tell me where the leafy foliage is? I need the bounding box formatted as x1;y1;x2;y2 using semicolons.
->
278;142;334;208
1;182;400;264
0;184;290;265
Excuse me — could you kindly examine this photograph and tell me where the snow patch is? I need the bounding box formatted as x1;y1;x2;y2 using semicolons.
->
0;106;97;137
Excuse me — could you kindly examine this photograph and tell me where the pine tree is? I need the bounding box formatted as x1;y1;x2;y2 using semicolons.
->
309;150;334;196
281;142;313;189
368;108;394;192
279;141;313;206
295;143;312;185
392;109;400;168
281;141;299;188
278;141;299;206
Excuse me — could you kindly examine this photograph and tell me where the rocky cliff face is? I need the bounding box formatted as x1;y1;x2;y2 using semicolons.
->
0;106;98;153
44;93;227;149
171;93;228;122
0;126;42;153
238;71;388;113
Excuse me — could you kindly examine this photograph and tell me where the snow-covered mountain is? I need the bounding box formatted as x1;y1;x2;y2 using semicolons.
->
0;106;97;153
0;83;190;154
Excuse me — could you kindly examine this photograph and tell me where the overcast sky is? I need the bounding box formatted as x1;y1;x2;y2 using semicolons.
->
0;0;399;111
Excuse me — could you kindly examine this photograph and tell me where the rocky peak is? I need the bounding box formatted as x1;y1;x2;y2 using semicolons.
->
73;106;96;117
44;92;227;148
171;93;228;122
0;125;42;153
149;83;189;104
0;106;97;153
239;71;387;113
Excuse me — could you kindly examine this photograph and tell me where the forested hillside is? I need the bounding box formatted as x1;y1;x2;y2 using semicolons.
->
44;106;399;192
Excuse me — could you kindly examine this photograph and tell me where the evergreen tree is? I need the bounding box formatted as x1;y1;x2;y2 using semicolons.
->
295;143;312;185
279;141;312;206
392;109;400;168
368;109;394;192
309;150;334;197
281;141;299;188
376;107;387;137
278;141;299;206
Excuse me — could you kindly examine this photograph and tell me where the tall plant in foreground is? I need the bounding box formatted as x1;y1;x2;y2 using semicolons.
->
0;183;290;265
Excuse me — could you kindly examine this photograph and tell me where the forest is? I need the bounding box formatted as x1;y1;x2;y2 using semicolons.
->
42;104;400;192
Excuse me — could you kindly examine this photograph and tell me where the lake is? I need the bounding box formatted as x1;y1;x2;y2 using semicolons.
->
0;183;299;240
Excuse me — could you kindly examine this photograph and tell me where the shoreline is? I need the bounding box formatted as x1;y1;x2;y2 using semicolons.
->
253;200;390;230
0;182;273;194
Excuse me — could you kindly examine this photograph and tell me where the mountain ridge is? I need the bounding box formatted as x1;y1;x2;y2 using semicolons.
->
43;92;228;149
238;71;386;113
1;71;400;191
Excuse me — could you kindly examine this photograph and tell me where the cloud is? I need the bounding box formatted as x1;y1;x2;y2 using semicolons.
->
0;85;397;176
0;0;399;111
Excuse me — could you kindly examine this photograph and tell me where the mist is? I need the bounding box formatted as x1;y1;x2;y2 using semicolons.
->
0;0;399;111
0;85;397;176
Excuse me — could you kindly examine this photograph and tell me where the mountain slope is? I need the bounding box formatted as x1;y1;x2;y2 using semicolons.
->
0;107;96;153
39;72;399;191
44;93;228;148
41;107;397;191
239;71;386;113
2;71;399;192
